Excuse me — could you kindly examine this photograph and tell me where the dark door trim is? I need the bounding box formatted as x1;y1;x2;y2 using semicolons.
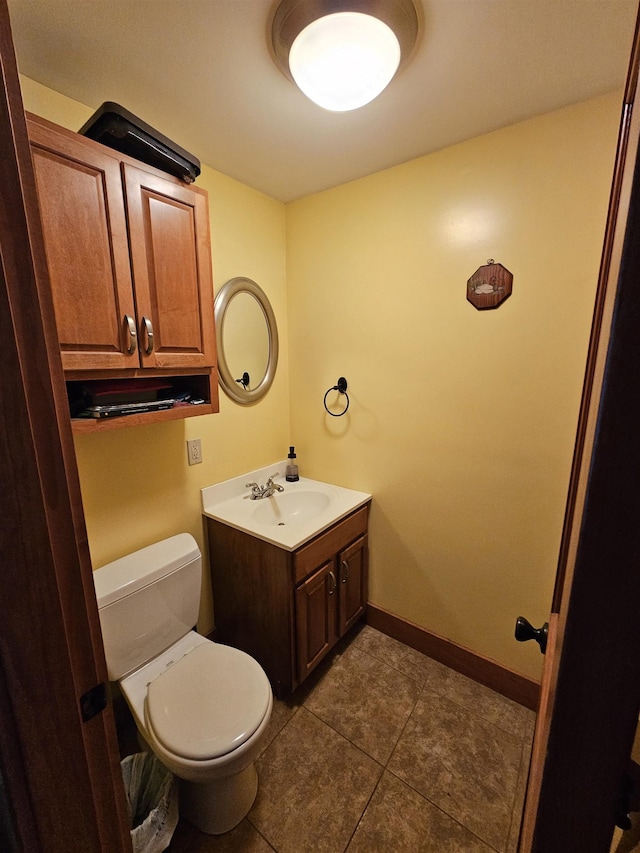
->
522;9;640;849
0;2;131;848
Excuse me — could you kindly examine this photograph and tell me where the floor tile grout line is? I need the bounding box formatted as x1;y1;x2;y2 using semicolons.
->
341;763;387;853
381;676;428;768
409;677;533;747
349;641;430;689
249;627;531;853
384;676;520;853
503;724;534;852
255;700;387;853
250;704;304;852
245;813;278;852
353;628;534;739
259;701;303;760
302;703;395;768
294;664;417;851
382;763;506;853
302;658;425;768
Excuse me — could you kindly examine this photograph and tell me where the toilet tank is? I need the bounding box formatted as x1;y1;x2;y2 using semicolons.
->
93;533;202;681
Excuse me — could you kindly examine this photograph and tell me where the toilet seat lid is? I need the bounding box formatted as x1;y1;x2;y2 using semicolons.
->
145;642;271;761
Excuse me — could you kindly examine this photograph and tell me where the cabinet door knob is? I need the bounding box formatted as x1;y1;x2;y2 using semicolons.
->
123;314;137;355
341;560;349;583
142;316;154;355
328;570;337;595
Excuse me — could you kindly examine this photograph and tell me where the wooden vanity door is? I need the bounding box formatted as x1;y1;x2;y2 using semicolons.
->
29;118;138;371
123;164;215;370
338;534;368;636
295;560;338;682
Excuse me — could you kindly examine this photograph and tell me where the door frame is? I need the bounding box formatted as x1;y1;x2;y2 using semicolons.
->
520;10;640;851
3;0;640;849
0;2;131;849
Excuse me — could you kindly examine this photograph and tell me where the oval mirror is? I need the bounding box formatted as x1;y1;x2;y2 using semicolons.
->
214;277;279;404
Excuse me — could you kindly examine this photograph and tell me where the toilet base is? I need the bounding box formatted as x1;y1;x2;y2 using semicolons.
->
180;763;259;835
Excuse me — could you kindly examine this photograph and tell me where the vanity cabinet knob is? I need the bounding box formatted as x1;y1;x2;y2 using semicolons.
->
341;560;349;583
328;570;337;595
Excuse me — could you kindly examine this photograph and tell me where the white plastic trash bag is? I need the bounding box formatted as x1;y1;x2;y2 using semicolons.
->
121;752;178;853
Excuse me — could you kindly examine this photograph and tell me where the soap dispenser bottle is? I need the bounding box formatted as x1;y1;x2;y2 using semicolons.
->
286;446;299;482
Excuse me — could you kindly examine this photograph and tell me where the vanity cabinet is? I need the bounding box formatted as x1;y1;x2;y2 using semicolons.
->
294;520;368;683
206;503;370;697
27;113;218;431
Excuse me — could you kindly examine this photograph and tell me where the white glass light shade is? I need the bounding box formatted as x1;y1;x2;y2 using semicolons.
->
289;12;401;112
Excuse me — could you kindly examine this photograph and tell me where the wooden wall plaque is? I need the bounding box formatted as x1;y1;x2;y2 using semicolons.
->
467;260;513;310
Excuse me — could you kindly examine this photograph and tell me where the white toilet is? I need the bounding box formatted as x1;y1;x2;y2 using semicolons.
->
93;533;273;835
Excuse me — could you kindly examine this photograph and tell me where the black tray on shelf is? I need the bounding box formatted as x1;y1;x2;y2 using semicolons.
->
79;101;201;183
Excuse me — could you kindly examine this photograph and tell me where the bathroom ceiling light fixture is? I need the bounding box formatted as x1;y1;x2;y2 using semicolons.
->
271;0;419;112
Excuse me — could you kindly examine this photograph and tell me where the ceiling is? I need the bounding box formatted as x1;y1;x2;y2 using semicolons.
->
7;0;638;202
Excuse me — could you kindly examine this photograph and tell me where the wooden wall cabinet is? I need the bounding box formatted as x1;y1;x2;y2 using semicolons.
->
206;503;370;697
27;113;218;431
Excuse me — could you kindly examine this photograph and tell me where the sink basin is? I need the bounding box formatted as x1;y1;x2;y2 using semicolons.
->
252;490;331;526
201;464;371;551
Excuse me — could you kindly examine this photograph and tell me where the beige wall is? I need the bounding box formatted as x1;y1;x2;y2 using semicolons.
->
20;77;290;633
285;92;621;679
21;76;621;679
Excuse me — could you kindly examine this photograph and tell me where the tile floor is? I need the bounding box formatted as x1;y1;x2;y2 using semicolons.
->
167;624;535;853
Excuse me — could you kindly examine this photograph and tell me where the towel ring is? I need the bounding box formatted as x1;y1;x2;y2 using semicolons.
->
324;377;350;417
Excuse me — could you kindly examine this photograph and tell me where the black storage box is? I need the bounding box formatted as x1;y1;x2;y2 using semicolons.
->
79;101;200;183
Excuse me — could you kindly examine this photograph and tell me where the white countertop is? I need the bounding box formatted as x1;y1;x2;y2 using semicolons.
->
201;461;371;551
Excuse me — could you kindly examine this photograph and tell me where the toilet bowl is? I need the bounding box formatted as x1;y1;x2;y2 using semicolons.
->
93;533;273;835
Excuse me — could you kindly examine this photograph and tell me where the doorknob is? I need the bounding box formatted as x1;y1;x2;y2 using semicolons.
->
515;616;549;654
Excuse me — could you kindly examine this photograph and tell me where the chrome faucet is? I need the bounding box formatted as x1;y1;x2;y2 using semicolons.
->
245;473;285;500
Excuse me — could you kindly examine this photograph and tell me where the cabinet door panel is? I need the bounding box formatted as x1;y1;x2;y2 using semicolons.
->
29;124;137;370
295;560;338;682
338;535;368;636
124;165;215;369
